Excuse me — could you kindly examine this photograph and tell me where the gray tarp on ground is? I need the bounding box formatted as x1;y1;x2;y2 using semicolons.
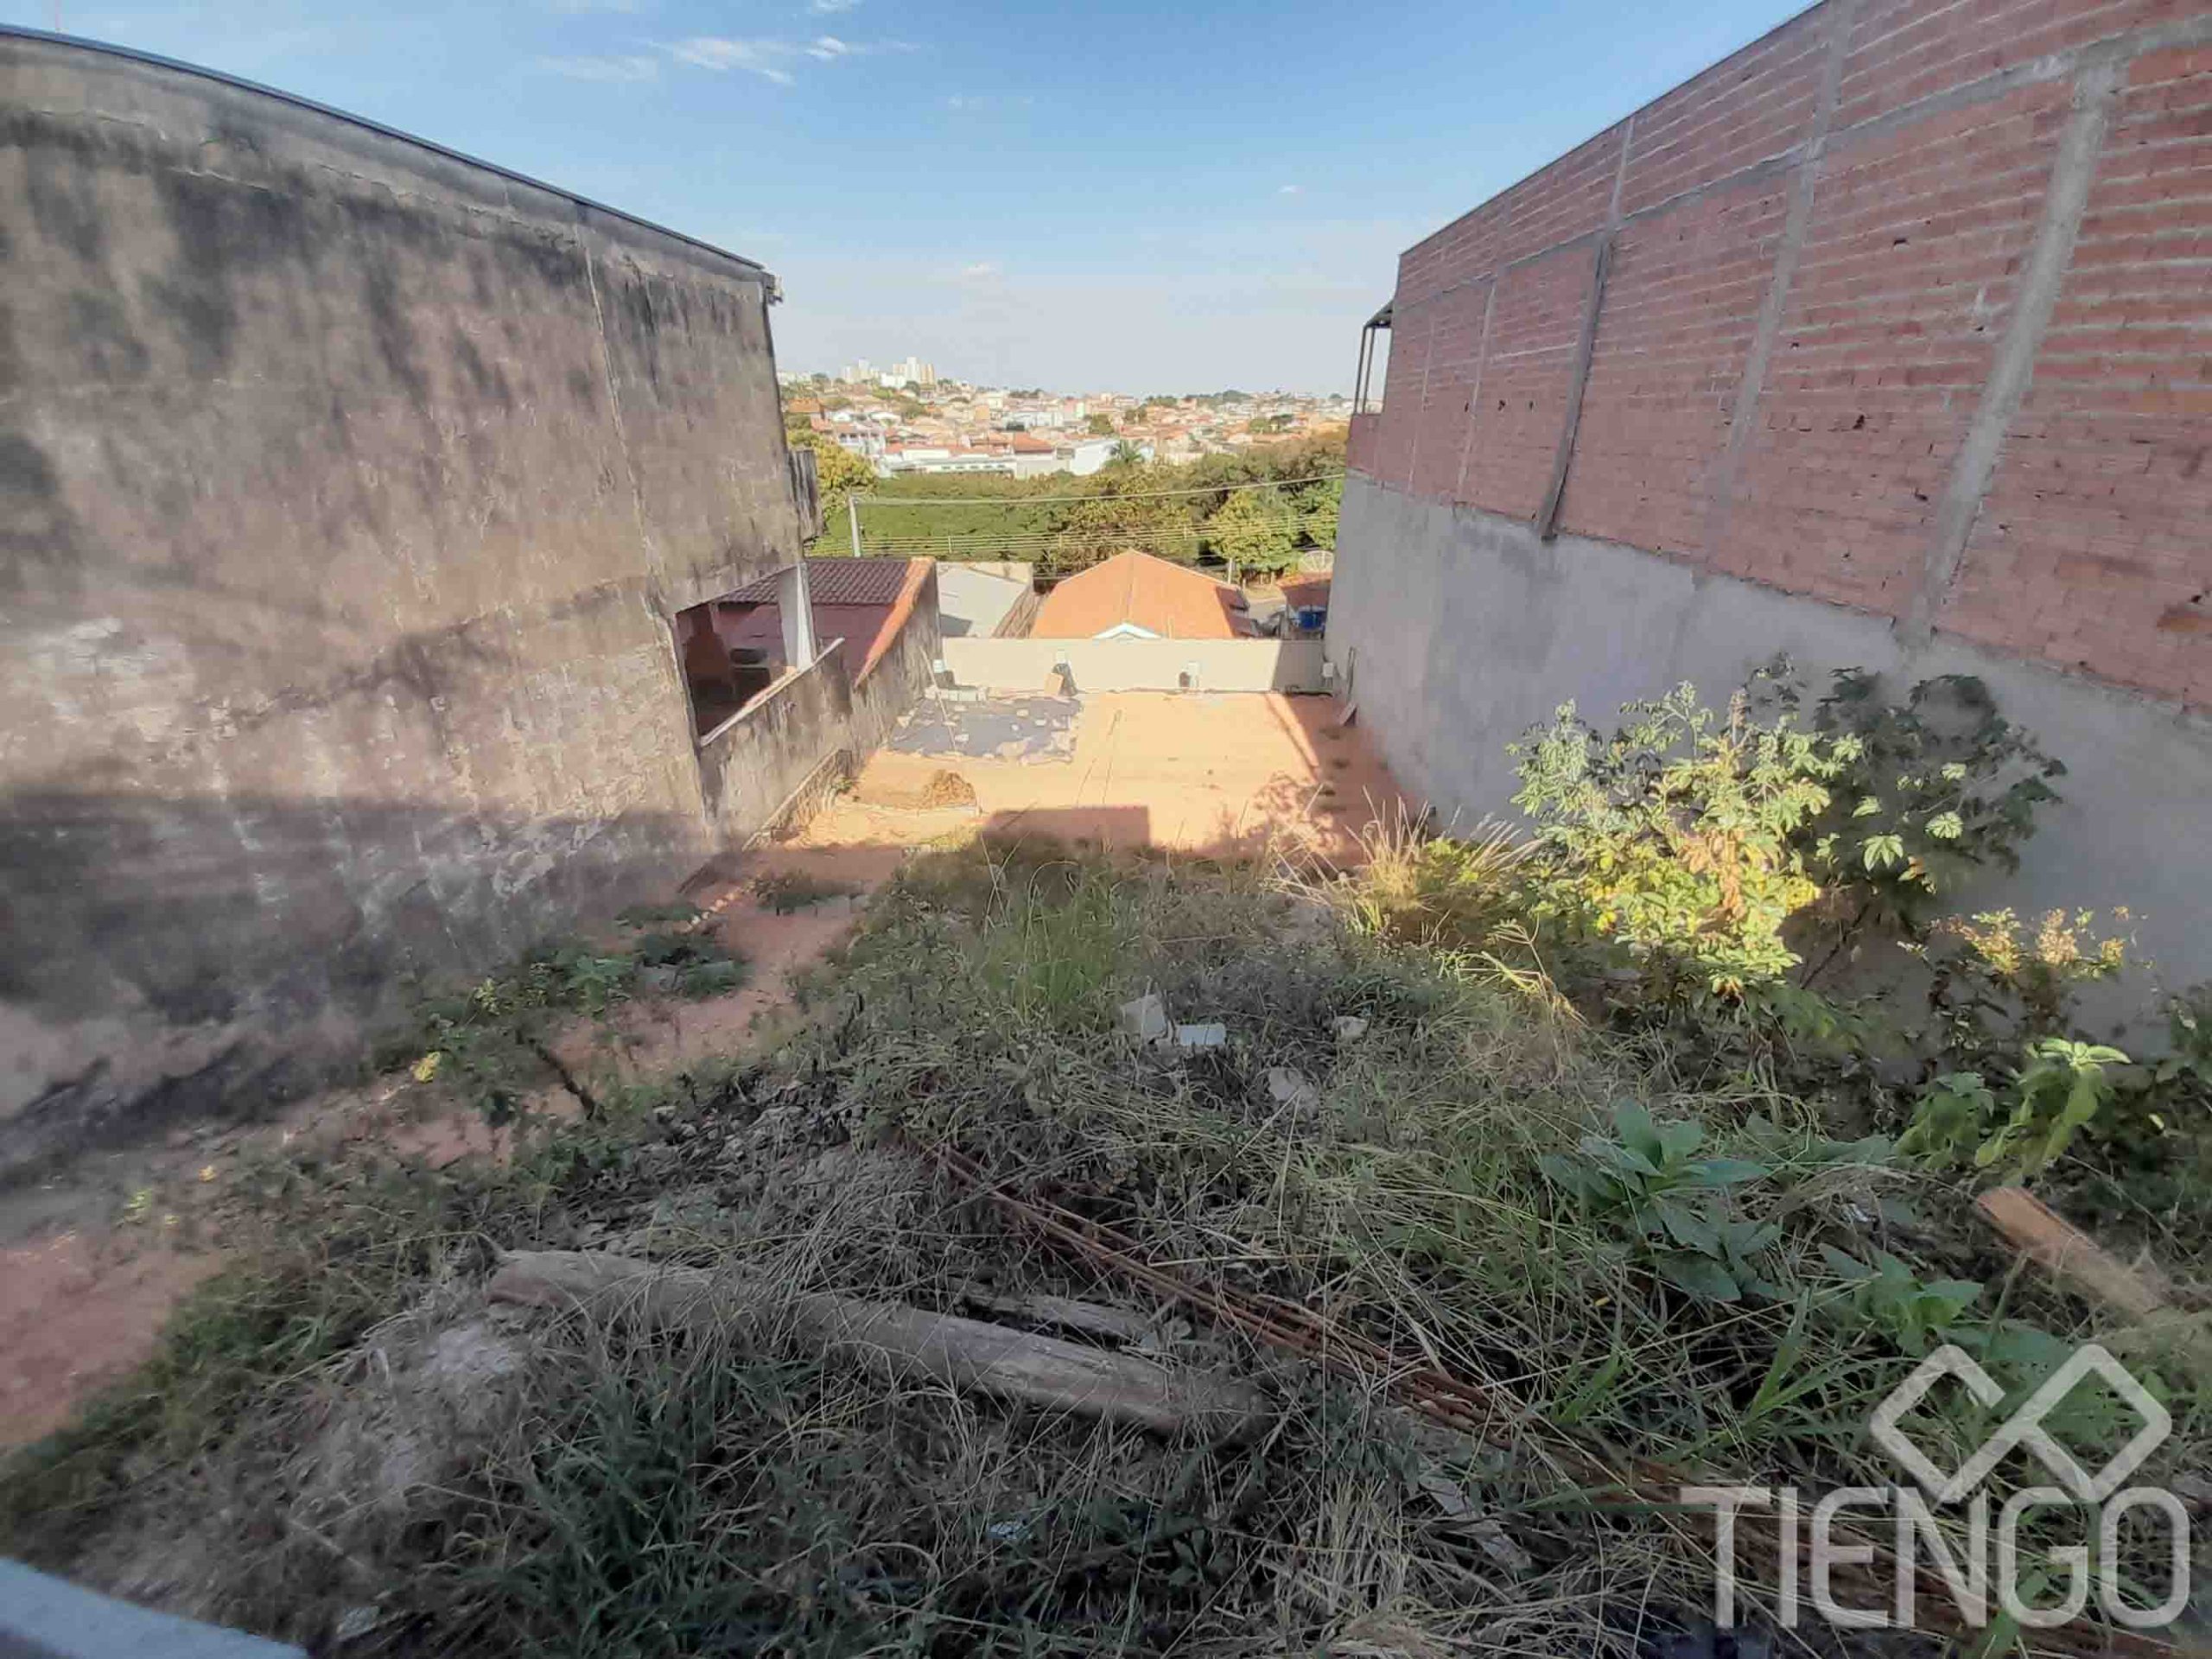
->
0;1560;303;1659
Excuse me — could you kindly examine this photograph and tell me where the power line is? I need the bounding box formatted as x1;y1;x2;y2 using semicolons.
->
859;473;1344;507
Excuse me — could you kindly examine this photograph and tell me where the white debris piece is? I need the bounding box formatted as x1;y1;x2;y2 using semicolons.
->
1118;993;1169;1044
1331;1015;1370;1043
1266;1066;1319;1111
1173;1022;1227;1050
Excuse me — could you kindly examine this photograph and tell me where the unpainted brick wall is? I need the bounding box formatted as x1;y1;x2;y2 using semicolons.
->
1360;0;2212;709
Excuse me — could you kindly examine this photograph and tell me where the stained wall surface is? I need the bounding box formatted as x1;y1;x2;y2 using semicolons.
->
0;35;810;1165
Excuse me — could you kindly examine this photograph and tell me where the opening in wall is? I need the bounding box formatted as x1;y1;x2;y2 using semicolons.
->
675;563;822;740
1354;302;1392;415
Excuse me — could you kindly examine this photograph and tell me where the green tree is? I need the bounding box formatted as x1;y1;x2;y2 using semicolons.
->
1107;440;1146;468
1084;412;1116;437
1205;486;1300;579
1050;463;1196;574
787;430;875;537
1300;476;1342;550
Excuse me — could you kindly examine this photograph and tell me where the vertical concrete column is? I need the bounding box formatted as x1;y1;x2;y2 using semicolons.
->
1899;59;2121;646
779;560;819;667
1700;0;1860;563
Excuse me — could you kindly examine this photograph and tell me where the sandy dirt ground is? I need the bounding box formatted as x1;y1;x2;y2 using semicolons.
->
823;690;1399;862
0;692;1398;1451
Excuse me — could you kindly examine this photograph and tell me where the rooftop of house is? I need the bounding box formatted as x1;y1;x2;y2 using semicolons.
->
1031;550;1254;641
727;556;920;608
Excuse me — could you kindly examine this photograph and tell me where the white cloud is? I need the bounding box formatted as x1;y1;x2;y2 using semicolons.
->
960;261;1000;280
662;33;909;79
531;53;658;81
1278;183;1302;196
810;0;861;11
664;36;797;82
548;0;642;12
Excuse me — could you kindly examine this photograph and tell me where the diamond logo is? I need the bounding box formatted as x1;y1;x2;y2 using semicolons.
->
1870;1343;2171;1505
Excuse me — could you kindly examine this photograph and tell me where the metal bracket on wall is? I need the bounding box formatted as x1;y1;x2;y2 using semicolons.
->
1533;232;1614;543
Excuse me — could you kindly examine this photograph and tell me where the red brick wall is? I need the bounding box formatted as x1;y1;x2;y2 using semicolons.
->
1942;45;2212;706
1357;0;2212;710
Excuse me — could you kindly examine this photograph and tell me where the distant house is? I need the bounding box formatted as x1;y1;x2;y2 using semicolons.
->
705;556;936;690
1032;551;1254;641
937;564;1035;639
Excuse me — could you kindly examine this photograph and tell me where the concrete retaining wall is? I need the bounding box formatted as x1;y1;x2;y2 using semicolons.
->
696;651;854;847
942;638;1328;694
0;34;808;1171
1332;476;2212;992
851;566;946;756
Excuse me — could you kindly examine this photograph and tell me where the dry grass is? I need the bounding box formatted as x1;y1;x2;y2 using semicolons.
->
2;835;2203;1656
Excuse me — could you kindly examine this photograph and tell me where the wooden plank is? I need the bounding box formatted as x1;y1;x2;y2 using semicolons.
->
489;1249;1267;1438
1975;1186;2172;1318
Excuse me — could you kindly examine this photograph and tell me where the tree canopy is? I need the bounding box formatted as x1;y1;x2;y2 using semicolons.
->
787;430;876;532
1205;486;1301;578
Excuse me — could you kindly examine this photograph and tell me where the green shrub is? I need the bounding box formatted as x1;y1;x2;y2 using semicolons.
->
1510;683;1853;998
1753;661;2066;978
1899;1038;2129;1182
1538;1101;1783;1301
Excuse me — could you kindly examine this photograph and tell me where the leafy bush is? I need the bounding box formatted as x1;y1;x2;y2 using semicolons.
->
1538;1102;1782;1301
1899;1037;2129;1181
1753;662;2066;978
1510;684;1854;997
1980;1038;2129;1179
1819;1249;1983;1356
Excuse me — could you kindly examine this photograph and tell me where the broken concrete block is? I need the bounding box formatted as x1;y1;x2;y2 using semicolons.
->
1266;1066;1319;1111
1173;1023;1227;1050
1331;1015;1370;1043
1118;993;1169;1044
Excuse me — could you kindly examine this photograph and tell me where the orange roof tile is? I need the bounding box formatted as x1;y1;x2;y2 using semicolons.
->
1031;550;1253;640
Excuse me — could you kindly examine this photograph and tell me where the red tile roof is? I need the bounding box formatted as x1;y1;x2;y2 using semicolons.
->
1031;550;1253;640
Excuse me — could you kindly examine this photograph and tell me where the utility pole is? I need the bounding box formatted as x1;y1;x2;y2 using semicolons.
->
848;493;861;557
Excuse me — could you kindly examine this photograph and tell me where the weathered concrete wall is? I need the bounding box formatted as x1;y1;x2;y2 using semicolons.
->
0;35;804;1168
1332;476;2212;991
943;637;1328;694
696;652;855;844
850;564;945;756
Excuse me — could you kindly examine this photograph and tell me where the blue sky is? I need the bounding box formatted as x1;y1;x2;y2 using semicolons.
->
12;0;1809;393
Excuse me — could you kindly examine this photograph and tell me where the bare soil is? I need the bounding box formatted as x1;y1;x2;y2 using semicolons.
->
0;696;1401;1452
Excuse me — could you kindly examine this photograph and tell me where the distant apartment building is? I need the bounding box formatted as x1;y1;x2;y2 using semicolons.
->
880;447;1021;478
1331;0;2212;989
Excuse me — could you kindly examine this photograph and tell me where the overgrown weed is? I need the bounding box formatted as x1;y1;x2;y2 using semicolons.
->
3;724;2207;1653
